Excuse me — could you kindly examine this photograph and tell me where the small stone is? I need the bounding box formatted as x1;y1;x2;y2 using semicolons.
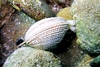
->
3;47;62;67
57;7;73;20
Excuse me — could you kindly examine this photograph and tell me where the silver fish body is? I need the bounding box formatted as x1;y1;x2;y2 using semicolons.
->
24;17;70;50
